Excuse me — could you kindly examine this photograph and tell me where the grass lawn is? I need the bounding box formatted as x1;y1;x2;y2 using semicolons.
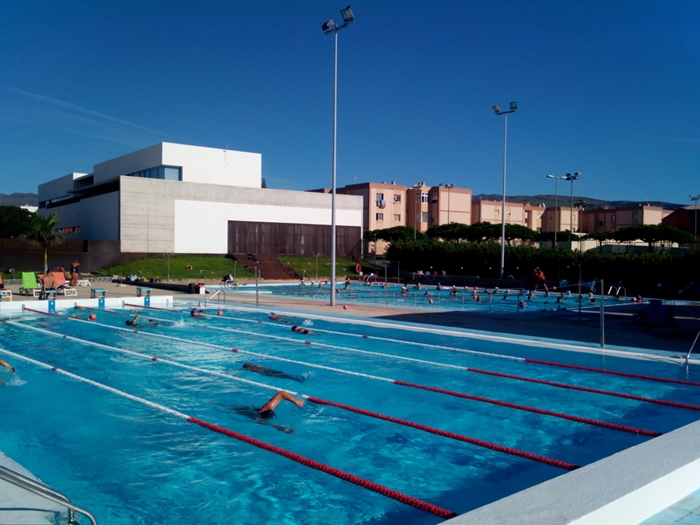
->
97;255;254;281
277;256;363;280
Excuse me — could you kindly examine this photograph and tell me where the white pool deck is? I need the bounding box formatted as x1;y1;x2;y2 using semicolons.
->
2;290;700;524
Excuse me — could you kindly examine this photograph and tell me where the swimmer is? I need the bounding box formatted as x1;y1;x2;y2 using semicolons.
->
401;285;409;295
242;363;305;383
269;312;286;322
344;277;351;289
0;359;15;374
415;282;422;290
191;308;206;318
475;295;483;303
449;286;458;297
148;319;166;326
125;315;139;326
291;325;312;335
519;300;527;308
219;390;304;433
0;358;15;384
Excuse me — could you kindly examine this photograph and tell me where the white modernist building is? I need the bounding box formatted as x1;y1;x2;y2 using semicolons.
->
38;143;363;256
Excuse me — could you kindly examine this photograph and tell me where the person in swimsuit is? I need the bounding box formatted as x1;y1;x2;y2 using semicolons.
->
242;363;305;383
126;315;139;326
291;326;312;335
269;312;286;322
0;359;15;384
191;308;206;318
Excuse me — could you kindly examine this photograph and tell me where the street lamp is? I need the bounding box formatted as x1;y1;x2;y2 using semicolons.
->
445;184;454;223
564;172;581;248
546;175;565;247
492;102;517;279
322;5;354;307
413;182;421;240
691;194;699;246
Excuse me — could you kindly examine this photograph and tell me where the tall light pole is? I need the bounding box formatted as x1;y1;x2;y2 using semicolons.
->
492;102;517;279
564;172;581;248
691;194;699;248
413;182;421;240
546;175;564;248
322;5;354;306
445;183;454;223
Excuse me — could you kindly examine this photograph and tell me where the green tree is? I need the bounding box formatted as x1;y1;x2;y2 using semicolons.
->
364;226;426;244
504;224;539;245
613;225;694;252
21;211;64;272
0;206;34;238
582;230;614;247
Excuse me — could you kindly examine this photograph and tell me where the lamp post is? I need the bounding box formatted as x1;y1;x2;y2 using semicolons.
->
445;183;454;223
564;172;581;249
322;5;354;307
492;102;517;279
546;175;564;248
691;194;699;242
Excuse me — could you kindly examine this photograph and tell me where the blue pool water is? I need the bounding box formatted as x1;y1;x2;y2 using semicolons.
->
229;282;608;313
2;302;700;524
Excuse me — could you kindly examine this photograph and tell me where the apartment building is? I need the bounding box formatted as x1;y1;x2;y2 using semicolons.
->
580;205;670;233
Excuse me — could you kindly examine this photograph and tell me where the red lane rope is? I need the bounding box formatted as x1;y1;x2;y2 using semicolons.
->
393;381;660;437
188;417;458;520
21;307;63;317
306;397;579;470
467;368;700;411
525;358;700;387
123;303;179;312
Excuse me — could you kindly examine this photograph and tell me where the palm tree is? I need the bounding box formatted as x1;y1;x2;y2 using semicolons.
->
21;211;64;272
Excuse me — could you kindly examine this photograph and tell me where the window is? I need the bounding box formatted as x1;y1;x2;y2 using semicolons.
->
420;193;429;203
632;212;639;219
421;211;429;222
128;165;182;181
376;193;384;200
393;195;401;203
394;214;401;221
376;213;384;221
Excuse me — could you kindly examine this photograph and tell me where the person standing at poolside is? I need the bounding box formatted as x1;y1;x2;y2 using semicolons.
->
70;260;80;286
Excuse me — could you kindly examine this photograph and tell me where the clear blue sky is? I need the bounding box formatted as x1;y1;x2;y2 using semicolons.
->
1;0;698;204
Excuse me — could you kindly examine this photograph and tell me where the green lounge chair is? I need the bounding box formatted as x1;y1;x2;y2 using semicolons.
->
19;272;42;297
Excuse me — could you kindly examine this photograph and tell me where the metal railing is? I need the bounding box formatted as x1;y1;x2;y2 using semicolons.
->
200;289;225;308
685;330;700;363
0;464;97;525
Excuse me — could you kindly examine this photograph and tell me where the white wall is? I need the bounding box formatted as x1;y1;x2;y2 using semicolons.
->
173;200;363;253
38;173;89;201
162;143;261;188
92;142;262;188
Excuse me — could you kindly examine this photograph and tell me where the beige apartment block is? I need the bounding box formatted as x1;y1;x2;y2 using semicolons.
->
580;205;670;233
471;199;527;226
541;206;579;232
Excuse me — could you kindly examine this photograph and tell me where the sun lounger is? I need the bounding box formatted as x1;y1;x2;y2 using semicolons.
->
19;272;42;297
53;272;78;296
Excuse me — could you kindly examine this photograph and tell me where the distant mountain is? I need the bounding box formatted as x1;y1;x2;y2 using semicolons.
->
473;194;683;210
0;193;38;206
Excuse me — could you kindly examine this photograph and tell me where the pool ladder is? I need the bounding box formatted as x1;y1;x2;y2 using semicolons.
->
0;464;97;524
199;289;226;308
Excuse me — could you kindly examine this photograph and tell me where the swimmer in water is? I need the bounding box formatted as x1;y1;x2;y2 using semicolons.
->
242;363;305;383
190;308;206;318
219;390;304;433
291;326;312;335
0;359;15;384
148;319;167;326
269;312;286;322
125;315;139;326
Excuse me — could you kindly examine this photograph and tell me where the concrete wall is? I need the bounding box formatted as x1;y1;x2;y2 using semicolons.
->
119;177;363;253
45;192;120;241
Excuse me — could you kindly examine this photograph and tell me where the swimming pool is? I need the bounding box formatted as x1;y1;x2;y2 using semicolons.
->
2;300;700;524
229;282;610;313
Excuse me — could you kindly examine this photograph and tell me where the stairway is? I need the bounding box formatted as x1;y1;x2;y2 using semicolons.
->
231;253;298;280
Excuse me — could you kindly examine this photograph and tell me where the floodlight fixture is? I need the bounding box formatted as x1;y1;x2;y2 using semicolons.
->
492;105;501;114
322;20;335;32
340;5;354;23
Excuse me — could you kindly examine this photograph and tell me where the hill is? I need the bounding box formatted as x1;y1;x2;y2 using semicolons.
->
0;193;39;207
473;194;683;210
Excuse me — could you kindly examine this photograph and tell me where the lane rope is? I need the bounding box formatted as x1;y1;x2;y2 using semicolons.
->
0;346;457;520
4;319;663;437
3;321;584;468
